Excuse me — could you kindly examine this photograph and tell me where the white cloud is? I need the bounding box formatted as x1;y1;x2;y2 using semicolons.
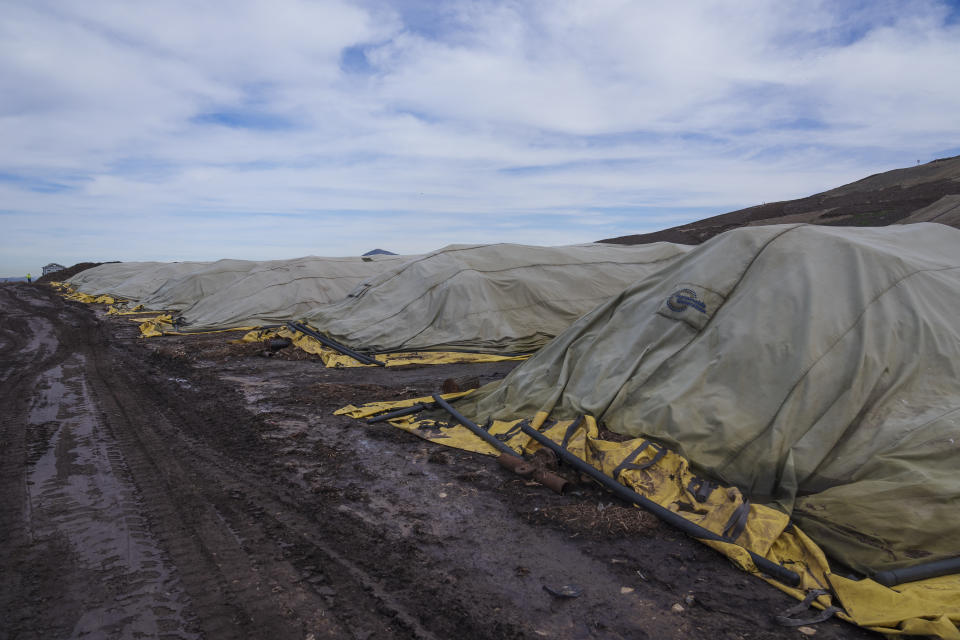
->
1;0;959;273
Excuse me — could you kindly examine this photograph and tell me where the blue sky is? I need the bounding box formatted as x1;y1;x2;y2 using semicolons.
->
2;0;959;275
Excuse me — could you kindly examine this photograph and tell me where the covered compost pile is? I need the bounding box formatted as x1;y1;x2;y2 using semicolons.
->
300;242;692;354
169;253;410;330
137;258;264;311
65;260;215;302
65;261;170;297
455;223;960;575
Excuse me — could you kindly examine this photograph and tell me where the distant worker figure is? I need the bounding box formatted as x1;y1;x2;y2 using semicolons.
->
26;273;32;283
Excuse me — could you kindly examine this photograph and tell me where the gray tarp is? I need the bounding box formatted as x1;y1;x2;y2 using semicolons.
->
899;194;960;227
301;242;693;354
139;259;269;311
457;223;960;573
66;261;166;294
69;261;213;302
173;254;409;330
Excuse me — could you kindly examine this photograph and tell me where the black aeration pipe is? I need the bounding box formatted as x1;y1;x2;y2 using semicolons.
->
286;321;384;367
874;556;960;587
366;402;433;424
519;422;801;587
432;394;517;456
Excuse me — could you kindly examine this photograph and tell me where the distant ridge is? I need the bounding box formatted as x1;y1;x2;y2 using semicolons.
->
362;249;396;256
601;155;960;245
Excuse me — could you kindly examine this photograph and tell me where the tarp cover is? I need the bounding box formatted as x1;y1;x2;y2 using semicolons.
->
455;223;960;574
172;254;409;331
68;261;212;302
900;194;960;227
138;259;264;311
66;261;166;295
301;242;692;354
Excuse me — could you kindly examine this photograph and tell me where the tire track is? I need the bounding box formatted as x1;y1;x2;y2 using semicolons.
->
81;297;435;640
0;286;89;638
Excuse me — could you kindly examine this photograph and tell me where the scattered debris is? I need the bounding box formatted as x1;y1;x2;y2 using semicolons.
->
543;584;584;599
267;336;292;351
440;375;480;394
427;451;449;465
526;503;659;537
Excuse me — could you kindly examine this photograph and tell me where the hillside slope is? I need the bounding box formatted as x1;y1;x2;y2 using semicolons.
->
602;155;960;245
36;262;110;284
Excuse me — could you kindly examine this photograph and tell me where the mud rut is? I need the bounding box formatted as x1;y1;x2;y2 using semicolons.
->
0;284;875;640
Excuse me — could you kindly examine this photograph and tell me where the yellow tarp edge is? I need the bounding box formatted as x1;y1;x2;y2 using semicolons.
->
242;327;531;368
336;396;960;639
138;315;257;338
53;284;119;306
107;304;149;315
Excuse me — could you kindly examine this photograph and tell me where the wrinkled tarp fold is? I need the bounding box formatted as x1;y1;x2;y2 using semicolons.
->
301;242;692;354
169;254;409;330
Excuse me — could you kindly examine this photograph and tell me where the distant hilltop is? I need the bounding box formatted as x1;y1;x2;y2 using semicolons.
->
601;155;960;245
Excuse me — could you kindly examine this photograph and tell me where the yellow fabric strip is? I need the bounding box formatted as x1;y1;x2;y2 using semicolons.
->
66;292;117;305
138;316;255;338
53;284;120;306
107;304;148;315
829;574;960;638
242;328;530;367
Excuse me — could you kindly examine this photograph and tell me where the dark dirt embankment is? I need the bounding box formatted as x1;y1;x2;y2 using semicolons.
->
35;261;109;284
602;155;960;245
0;284;877;639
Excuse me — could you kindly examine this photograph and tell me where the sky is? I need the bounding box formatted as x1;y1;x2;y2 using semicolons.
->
2;0;960;275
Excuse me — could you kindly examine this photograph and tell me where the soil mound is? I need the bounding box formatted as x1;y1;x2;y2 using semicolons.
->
36;261;113;284
602;155;960;245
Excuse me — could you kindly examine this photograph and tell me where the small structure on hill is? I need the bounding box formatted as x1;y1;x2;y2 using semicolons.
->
42;263;66;276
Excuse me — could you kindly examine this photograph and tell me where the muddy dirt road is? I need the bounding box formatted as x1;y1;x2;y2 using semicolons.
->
0;283;875;639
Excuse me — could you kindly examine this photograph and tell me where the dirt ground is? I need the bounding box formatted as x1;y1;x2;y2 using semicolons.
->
0;283;878;639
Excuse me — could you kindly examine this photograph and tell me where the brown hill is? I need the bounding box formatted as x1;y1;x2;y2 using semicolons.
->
36;261;111;284
601;155;960;245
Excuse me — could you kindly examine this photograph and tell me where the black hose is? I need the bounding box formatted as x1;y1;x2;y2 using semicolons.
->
286;321;384;367
874;556;960;587
432;395;519;457
519;422;801;587
366;402;433;424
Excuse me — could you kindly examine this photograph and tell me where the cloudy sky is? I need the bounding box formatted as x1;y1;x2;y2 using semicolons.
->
2;0;959;275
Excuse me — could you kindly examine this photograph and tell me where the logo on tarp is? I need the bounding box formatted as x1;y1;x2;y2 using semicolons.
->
666;288;707;314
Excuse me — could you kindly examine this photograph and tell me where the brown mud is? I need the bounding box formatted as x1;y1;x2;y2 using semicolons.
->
0;283;877;639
